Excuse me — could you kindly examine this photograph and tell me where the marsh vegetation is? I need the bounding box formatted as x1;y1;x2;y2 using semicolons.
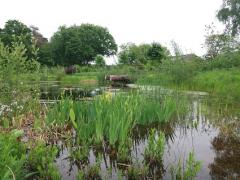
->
1;0;240;179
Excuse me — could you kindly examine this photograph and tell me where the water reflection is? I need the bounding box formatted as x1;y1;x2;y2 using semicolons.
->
209;127;240;179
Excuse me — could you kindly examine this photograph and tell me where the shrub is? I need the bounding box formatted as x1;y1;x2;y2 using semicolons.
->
0;41;40;123
64;65;76;74
27;141;60;180
0;130;26;180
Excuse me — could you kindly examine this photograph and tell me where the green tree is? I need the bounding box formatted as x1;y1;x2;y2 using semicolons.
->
217;0;240;36
0;20;38;60
147;42;169;63
204;33;239;59
118;42;169;65
204;24;239;59
95;55;106;67
50;24;117;66
38;43;54;66
118;43;150;65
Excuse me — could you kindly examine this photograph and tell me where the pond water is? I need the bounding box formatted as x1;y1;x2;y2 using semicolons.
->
40;81;102;101
42;82;240;179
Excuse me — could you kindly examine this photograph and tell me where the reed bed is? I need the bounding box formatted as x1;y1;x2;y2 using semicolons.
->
46;91;188;148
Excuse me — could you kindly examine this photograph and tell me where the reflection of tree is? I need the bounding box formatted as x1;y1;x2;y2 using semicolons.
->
209;130;240;179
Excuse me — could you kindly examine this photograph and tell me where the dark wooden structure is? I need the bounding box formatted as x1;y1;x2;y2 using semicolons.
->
105;75;131;87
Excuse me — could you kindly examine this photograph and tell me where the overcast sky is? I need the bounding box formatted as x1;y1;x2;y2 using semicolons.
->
1;0;224;60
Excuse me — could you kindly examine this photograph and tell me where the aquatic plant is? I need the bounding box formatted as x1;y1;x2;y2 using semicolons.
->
77;161;101;180
27;141;61;180
170;152;202;180
46;92;185;149
46;98;72;126
126;164;149;180
117;144;132;164
144;129;165;165
69;145;90;165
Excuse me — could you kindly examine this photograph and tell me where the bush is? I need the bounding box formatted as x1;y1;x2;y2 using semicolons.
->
27;141;60;179
0;130;26;180
203;51;240;70
95;55;106;67
64;65;76;74
0;41;40;122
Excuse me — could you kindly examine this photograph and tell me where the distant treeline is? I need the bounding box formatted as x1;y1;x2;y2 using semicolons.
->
0;0;239;67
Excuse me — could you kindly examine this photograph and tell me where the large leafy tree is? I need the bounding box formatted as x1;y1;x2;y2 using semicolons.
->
217;0;240;36
50;24;117;66
0;20;38;60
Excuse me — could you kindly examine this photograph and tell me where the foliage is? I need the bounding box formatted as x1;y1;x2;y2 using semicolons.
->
38;43;54;66
126;165;149;180
203;51;240;70
147;42;169;63
170;152;202;180
204;33;239;59
95;54;106;67
0;20;38;60
204;24;239;59
144;129;165;165
0;131;61;180
217;0;240;36
0;130;26;180
50;24;117;66
118;43;151;65
0;41;40;123
191;68;240;103
46;93;185;147
118;42;170;65
69;145;89;164
77;163;101;180
27;141;61;180
168;60;200;84
136;50;240;103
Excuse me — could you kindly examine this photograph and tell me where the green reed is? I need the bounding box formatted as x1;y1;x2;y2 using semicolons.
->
46;91;187;148
144;129;165;165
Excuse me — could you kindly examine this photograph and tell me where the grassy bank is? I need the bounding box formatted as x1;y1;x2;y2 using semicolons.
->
137;68;240;103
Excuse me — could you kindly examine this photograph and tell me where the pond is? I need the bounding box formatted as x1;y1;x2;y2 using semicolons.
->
42;82;240;179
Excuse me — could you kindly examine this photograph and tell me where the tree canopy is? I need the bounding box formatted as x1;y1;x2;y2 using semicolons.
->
50;24;117;66
217;0;240;36
118;42;169;65
0;20;38;60
204;33;239;59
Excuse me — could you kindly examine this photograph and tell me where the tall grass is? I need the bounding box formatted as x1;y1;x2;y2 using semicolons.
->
191;69;240;103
